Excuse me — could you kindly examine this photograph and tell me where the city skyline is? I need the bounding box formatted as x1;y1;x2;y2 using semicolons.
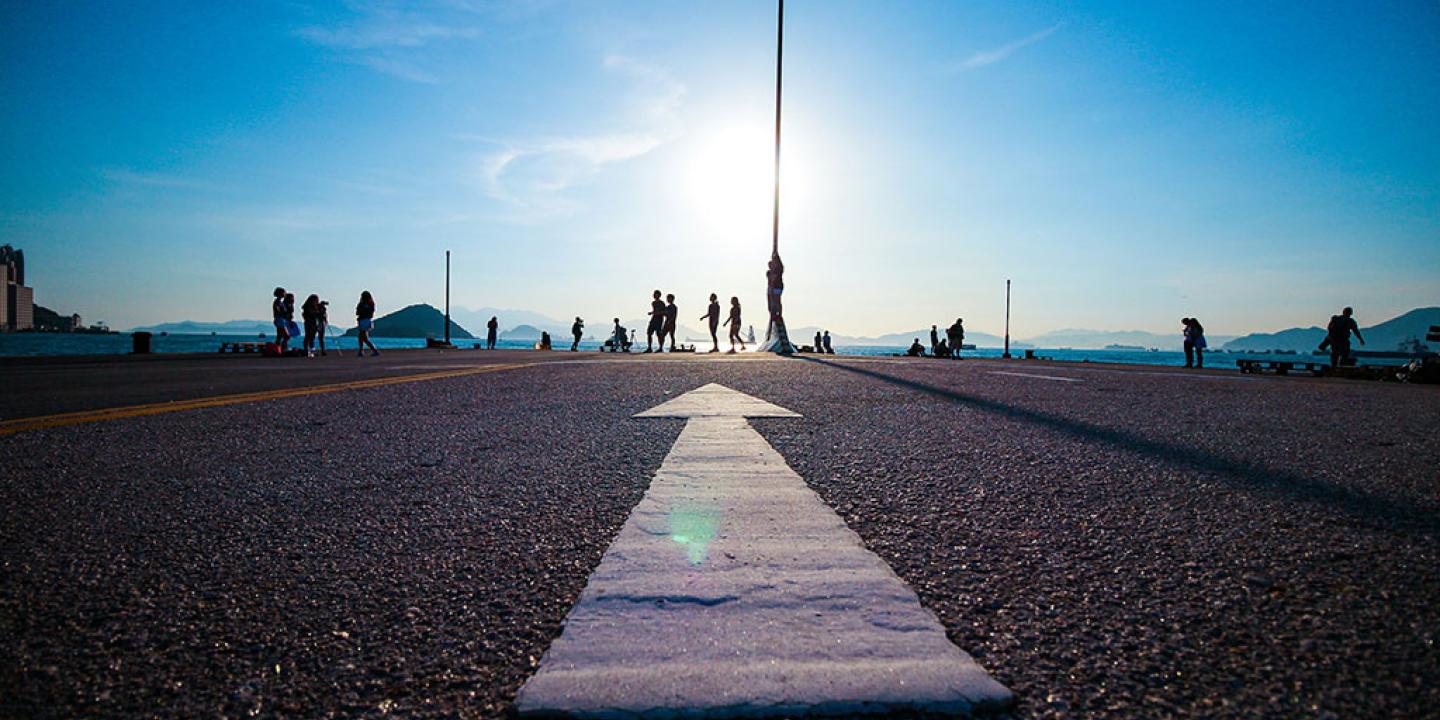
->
3;1;1437;335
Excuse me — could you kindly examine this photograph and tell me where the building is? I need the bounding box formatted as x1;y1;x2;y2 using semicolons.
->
1;244;33;331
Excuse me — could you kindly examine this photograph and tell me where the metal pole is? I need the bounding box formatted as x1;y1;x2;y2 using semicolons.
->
444;250;451;345
772;0;783;257
1003;279;1011;359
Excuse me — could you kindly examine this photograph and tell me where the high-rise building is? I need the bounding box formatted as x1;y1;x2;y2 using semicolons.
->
1;244;34;331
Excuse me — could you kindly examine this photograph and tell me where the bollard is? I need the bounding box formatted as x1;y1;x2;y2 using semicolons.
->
132;331;152;354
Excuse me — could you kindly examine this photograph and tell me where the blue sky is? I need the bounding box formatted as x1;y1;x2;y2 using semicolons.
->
2;0;1437;336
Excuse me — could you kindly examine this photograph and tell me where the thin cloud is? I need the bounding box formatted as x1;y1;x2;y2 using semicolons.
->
475;55;685;215
953;24;1062;71
294;4;482;83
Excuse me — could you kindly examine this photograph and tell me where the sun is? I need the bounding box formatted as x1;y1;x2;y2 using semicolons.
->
686;123;776;237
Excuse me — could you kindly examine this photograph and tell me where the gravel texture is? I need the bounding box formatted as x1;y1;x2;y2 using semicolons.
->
3;355;1438;718
0;363;683;717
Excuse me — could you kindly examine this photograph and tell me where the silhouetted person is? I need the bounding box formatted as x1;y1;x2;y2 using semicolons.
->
571;317;584;351
646;290;665;352
814;330;823;352
611;318;630;352
946;318;965;359
539;331;552;351
1182;318;1207;368
356;290;379;356
316;298;329;356
663;294;678;351
1321;306;1365;368
301;294;324;357
930;325;940;355
701;294;721;353
486;316;498;350
907;338;926;357
936;339;951;358
725;297;745;353
823;330;833;354
283;293;297;350
272;287;290;351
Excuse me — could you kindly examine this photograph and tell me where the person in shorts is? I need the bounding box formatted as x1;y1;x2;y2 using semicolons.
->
646;290;665;352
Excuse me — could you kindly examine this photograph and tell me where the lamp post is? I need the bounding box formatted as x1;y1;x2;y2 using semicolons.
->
444;250;451;345
1003;279;1011;359
761;0;795;354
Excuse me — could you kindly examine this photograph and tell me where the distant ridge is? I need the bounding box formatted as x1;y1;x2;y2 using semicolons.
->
1222;307;1439;352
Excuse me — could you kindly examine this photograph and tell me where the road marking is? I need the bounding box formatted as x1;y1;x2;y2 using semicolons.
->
0;363;530;436
988;370;1083;383
517;383;1011;717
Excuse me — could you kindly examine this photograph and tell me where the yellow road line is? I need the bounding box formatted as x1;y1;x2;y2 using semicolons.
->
0;363;531;436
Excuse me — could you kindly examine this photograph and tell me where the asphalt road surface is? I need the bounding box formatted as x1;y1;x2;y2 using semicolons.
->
2;351;1437;718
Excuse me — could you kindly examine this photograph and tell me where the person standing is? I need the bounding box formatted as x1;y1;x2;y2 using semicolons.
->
316;298;329;356
946;318;965;359
272;287;290;351
646;290;665;353
663;294;679;352
571;317;584;351
701;294;721;353
355;290;379;356
1322;306;1365;368
814;330;823;352
725;297;745;353
930;325;940;356
823;330;833;354
301;294;324;358
1190;318;1207;368
1182;318;1196;368
486;316;498;350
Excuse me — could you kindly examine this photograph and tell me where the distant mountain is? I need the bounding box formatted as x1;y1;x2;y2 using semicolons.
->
132;319;279;334
1019;328;1238;350
450;307;571;337
786;326;1025;348
341;304;473;339
499;324;545;340
1222;307;1439;352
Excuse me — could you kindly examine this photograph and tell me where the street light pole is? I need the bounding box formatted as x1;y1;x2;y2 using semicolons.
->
1003;278;1012;359
761;0;794;354
444;250;451;345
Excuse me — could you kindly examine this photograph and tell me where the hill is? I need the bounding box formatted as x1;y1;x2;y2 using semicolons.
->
1021;328;1240;351
499;324;545;340
1221;307;1439;352
132;319;279;334
341;304;473;339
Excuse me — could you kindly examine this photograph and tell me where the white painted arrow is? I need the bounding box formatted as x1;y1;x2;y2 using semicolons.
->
516;383;1011;718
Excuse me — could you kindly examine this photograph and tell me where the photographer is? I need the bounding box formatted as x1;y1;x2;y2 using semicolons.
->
301;294;328;358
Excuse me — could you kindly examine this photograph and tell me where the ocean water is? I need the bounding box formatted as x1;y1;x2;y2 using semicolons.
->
0;332;1366;369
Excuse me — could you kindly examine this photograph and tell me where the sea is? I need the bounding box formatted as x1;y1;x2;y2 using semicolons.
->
0;332;1373;369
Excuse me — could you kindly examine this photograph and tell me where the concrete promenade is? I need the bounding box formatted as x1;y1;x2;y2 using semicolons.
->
1;349;1437;717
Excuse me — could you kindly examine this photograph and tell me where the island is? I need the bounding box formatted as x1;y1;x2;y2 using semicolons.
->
341;304;473;339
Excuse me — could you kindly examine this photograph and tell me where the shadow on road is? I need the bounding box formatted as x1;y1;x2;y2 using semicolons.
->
800;357;1438;538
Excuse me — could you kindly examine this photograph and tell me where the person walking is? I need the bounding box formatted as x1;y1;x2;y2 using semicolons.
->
646;290;665;352
272;287;290;352
571;317;585;351
355;290;379;356
1320;306;1365;368
823;330;833;354
486;316;498;350
663;294;679;352
701;294;721;353
725;297;745;353
946;318;966;359
301;294;324;357
930;325;940;356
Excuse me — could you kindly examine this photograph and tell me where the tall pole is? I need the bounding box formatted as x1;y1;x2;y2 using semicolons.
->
772;0;783;257
760;0;794;354
444;250;451;345
1003;279;1012;359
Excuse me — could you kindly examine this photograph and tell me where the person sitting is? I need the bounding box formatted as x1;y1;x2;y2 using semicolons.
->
936;339;951;358
537;331;553;351
907;338;926;357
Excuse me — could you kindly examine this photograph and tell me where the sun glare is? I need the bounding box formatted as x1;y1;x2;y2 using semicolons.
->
686;124;777;237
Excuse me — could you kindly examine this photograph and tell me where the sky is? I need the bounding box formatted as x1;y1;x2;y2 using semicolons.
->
2;0;1437;336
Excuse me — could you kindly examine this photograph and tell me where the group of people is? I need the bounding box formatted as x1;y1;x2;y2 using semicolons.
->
634;291;747;353
1181;317;1207;368
271;287;380;357
908;318;968;358
811;330;834;354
